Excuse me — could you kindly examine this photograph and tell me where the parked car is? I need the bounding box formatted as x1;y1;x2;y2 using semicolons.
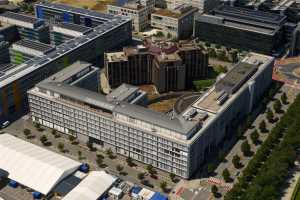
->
1;121;9;129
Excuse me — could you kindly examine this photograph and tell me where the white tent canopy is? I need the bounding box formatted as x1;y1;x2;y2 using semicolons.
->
63;171;117;200
0;134;81;195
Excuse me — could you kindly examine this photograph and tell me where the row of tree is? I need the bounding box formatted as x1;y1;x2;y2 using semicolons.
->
225;94;300;200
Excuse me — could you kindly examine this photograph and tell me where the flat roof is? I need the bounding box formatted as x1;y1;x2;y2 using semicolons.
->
0;134;81;195
213;5;286;25
153;7;197;18
106;52;128;62
107;83;139;102
53;22;93;33
0;12;40;24
42;61;93;83
63;171;117;200
36;2;115;21
13;39;55;53
215;62;258;94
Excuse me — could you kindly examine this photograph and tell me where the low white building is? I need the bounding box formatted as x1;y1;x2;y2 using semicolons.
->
63;171;117;200
0;134;81;195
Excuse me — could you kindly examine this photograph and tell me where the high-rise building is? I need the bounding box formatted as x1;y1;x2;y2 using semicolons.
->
105;40;208;92
28;52;274;178
194;5;287;55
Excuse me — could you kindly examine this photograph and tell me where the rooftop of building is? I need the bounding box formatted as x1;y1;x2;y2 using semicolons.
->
153;5;198;18
106;40;204;63
42;61;95;83
36;2;116;21
106;83;140;102
190;53;273;115
53;22;93;34
0;11;42;25
34;81;196;137
106;52;128;62
123;1;145;10
213;5;287;25
12;39;55;54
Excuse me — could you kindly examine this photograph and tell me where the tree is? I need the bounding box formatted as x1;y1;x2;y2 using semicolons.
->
146;165;156;176
106;148;114;159
58;142;64;152
86;141;94;151
241;140;251;156
160;181;168;192
137;172;145;181
23;129;31;138
207;163;215;174
232;155;241;169
273;99;282;113
78;150;82;158
40;135;47;145
126;157;134;166
69;135;76;142
266;108;274;123
116;165;124;174
96;157;103;167
222;168;231;182
281;92;288;104
259;120;267;132
250;130;259;145
34;122;40;129
218;150;226;162
51;129;57;135
169;173;176;182
211;185;218;197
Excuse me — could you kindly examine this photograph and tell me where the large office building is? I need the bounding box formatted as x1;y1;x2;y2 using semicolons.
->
0;12;50;44
151;5;198;39
105;40;208;92
194;5;287;55
28;52;274;178
0;3;132;124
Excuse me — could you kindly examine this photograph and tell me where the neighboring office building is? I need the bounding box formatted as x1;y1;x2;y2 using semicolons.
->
165;0;219;12
0;12;50;44
0;35;9;64
28;52;274;178
51;22;92;46
0;2;132;124
194;5;287;55
105;40;208;92
151;5;198;39
107;2;149;32
9;39;55;65
35;2;124;27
